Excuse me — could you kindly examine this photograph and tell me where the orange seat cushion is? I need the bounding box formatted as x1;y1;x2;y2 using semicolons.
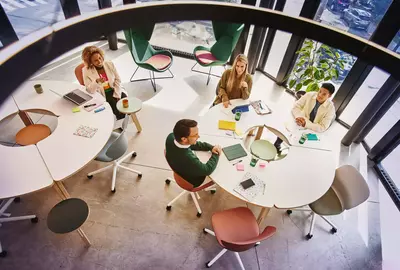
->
195;50;217;65
145;54;171;70
16;124;51;146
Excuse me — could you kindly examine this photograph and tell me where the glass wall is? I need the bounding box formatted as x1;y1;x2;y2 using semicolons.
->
382;145;400;186
1;0;65;39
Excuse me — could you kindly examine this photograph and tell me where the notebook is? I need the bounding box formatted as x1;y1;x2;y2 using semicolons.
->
73;125;98;138
218;120;236;131
250;100;272;115
233;172;265;201
222;144;247;161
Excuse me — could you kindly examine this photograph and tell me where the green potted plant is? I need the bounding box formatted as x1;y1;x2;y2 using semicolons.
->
288;39;347;99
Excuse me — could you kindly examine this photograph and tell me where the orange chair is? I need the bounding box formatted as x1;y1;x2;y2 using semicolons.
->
75;63;85;86
204;207;276;269
165;172;216;217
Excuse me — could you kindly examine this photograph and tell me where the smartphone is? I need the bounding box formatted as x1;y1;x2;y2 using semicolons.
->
240;179;255;190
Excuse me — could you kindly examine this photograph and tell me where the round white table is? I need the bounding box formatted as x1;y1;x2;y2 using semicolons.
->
0;80;115;245
198;100;336;224
116;97;143;132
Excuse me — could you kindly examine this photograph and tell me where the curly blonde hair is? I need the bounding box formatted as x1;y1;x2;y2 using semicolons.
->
82;46;105;68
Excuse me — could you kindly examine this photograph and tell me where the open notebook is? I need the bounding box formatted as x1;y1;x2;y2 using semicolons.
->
233;172;265;202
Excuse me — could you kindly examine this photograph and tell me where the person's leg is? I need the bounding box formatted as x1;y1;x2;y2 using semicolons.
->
274;137;283;152
105;91;126;120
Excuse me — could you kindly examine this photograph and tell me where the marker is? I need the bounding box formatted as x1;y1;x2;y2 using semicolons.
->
84;103;96;108
94;106;105;113
232;160;242;166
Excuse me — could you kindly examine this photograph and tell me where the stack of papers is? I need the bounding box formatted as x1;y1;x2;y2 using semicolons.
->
233;172;265;201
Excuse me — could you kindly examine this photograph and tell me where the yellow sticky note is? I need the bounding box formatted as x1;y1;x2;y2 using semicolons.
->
235;128;243;136
72;107;80;113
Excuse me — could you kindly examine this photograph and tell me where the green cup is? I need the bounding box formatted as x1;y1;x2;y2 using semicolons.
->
299;134;307;144
34;84;43;94
250;156;259;167
235;111;242;121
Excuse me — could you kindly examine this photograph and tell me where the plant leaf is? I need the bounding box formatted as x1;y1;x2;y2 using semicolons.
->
303;79;313;86
289;79;296;88
324;76;332;81
321;63;329;69
295;83;303;91
306;83;315;92
335;52;341;58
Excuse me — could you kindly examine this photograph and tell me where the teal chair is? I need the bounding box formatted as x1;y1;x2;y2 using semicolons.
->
124;24;174;92
192;22;244;85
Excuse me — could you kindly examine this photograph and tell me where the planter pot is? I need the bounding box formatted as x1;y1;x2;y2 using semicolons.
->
295;91;306;100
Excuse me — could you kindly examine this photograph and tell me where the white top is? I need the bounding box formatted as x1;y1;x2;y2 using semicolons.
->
0;144;53;199
0;80;114;198
116;97;142;114
197;134;335;209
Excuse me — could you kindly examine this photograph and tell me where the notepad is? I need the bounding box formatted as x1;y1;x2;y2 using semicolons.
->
233;172;265;201
222;144;247;161
73;125;98;138
218;120;236;131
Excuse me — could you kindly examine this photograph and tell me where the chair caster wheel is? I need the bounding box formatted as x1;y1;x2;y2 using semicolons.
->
165;179;171;185
254;242;260;246
330;228;337;234
210;190;216;194
203;228;207;234
138;174;142;178
286;210;292;215
166;205;172;211
111;188;116;193
31;217;38;223
14;197;21;203
205;262;211;268
132;152;137;158
197;212;202;218
0;251;7;258
87;175;93;179
306;233;313;240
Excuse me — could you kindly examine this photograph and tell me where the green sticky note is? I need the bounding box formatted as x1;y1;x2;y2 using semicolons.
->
72;107;80;113
307;133;319;141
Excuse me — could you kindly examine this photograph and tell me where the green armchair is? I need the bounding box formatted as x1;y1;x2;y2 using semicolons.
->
192;22;244;85
124;24;174;92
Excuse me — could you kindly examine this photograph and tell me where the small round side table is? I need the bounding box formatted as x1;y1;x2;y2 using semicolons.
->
116;97;143;132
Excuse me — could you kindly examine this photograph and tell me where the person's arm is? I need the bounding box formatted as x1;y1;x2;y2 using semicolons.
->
241;74;252;100
304;105;335;133
187;151;219;176
190;141;213;151
83;68;102;94
291;93;308;118
217;70;230;102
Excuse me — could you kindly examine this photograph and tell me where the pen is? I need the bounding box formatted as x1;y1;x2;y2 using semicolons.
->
232;160;242;166
84;103;96;108
263;183;266;195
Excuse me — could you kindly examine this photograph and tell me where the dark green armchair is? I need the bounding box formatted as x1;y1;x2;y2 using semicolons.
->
192;22;244;85
124;24;174;92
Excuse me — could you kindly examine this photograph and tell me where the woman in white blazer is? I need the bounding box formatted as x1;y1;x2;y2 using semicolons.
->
82;46;128;119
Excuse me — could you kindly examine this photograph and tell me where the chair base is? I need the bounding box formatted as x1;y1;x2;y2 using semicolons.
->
165;178;216;217
87;150;142;192
287;208;338;239
0;198;38;257
204;228;245;270
130;66;174;92
191;62;226;85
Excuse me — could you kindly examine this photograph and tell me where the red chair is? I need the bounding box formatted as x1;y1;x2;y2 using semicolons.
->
204;207;276;269
164;151;216;217
75;63;85;86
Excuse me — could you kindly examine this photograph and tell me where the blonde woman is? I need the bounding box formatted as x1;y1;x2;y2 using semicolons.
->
213;54;253;108
82;46;127;119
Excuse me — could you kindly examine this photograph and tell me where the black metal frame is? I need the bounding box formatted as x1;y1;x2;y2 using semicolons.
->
59;0;80;19
0;5;18;47
130;66;174;92
368;120;400;163
191;63;226;85
373;163;400;211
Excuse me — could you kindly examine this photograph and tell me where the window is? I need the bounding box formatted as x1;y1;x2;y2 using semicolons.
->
382;145;400;187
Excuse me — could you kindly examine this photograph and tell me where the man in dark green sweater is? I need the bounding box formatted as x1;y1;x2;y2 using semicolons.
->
165;119;221;187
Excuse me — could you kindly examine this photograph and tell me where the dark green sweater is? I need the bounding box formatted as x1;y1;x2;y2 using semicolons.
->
165;133;219;187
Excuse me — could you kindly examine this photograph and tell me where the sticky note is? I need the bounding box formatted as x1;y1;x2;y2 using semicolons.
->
259;162;266;168
235;128;243;136
72;107;80;113
236;163;244;171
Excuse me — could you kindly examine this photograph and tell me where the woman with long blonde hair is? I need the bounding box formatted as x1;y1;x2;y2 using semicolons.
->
213;54;253;107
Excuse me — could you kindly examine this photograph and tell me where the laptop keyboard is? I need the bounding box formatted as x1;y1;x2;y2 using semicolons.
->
66;92;86;104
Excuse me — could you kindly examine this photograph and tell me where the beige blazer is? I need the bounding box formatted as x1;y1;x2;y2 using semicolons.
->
82;61;127;99
291;92;336;133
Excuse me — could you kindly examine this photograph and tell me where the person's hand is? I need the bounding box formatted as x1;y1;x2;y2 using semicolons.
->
96;77;105;83
240;81;248;88
223;100;231;108
212;145;222;155
295;117;306;127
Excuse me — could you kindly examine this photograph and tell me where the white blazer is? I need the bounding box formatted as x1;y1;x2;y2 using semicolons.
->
82;61;127;99
291;92;336;133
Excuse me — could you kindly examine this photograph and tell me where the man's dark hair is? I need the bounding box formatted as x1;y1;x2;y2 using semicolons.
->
173;119;198;142
321;82;335;95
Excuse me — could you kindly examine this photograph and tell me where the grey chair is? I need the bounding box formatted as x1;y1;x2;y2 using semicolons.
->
287;165;370;239
87;115;142;192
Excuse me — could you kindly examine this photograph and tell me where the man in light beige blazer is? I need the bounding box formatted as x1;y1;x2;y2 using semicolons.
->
292;83;336;133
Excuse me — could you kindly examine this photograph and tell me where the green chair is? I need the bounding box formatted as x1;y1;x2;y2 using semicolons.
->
192;22;244;85
124;24;174;92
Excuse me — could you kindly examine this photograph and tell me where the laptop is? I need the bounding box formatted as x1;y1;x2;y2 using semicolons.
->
63;89;93;106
